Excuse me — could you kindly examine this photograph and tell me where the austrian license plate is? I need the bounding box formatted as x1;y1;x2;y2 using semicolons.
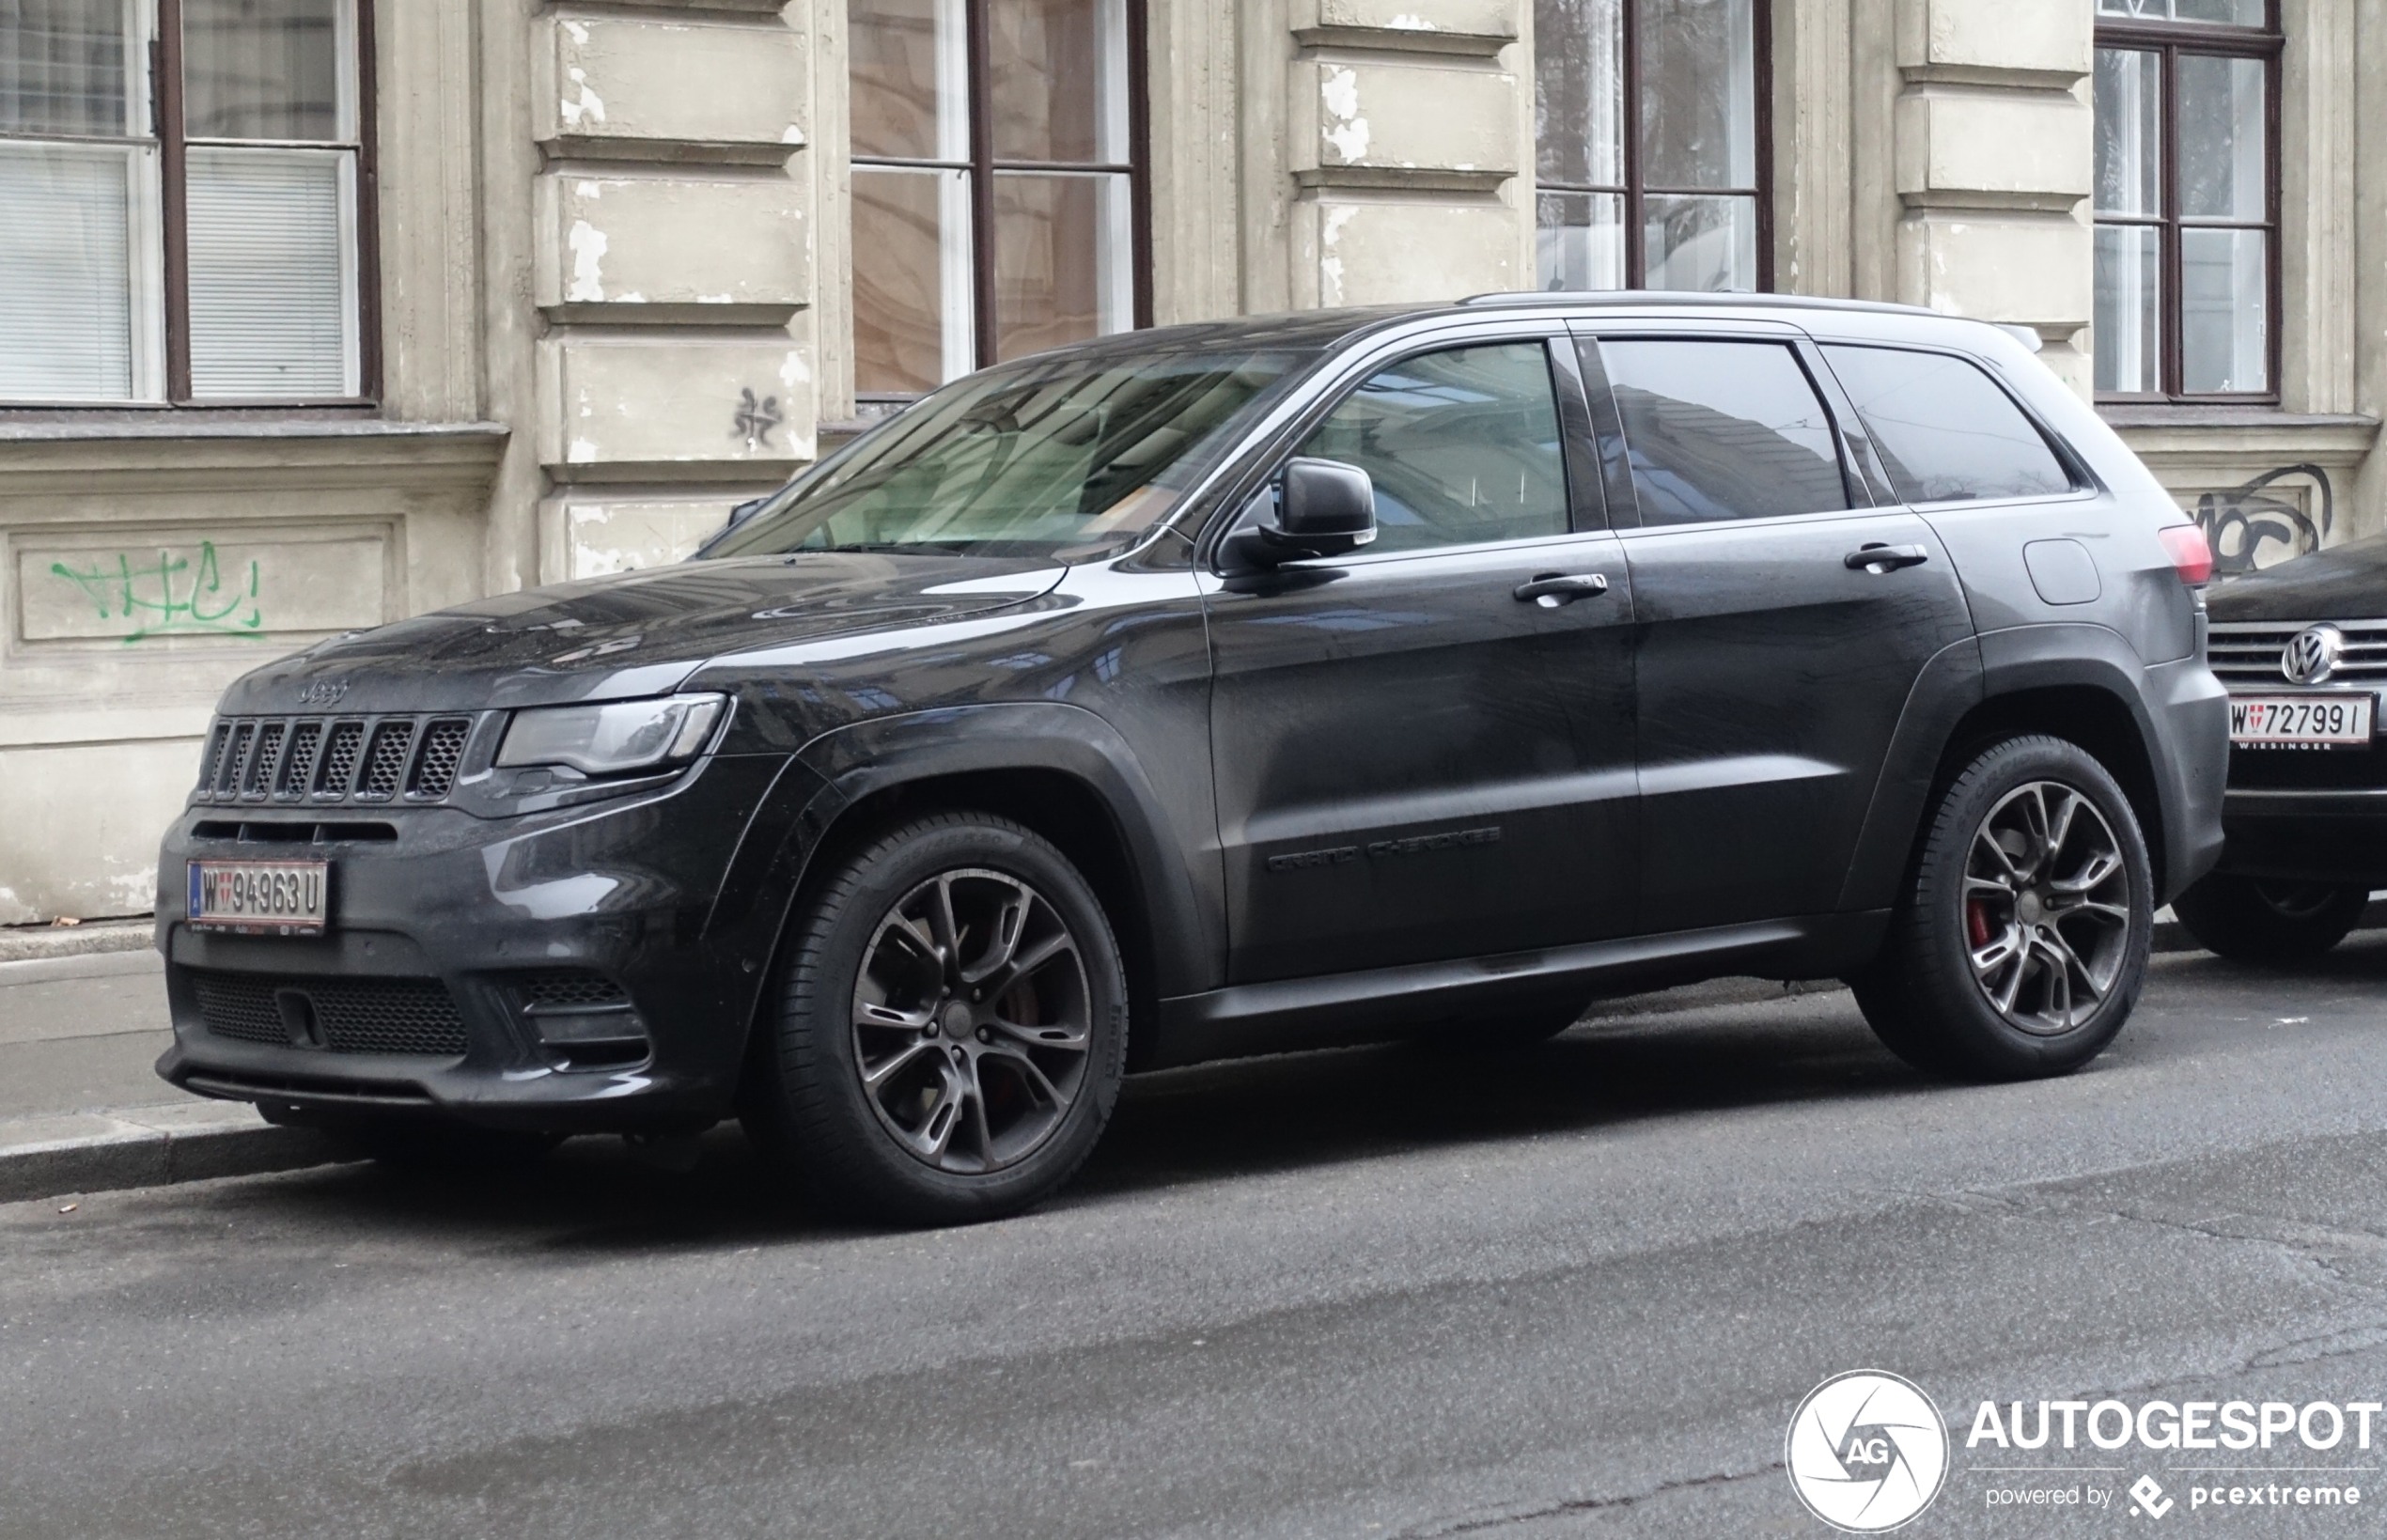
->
187;859;331;936
2228;693;2375;749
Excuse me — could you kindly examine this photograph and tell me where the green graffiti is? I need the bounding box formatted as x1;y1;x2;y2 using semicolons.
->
49;542;264;643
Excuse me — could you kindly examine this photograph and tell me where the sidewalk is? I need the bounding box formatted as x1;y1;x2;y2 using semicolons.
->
4;903;2379;1204
0;923;335;1202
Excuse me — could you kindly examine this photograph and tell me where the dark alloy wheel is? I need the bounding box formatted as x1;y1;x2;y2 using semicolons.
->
1854;736;2153;1081
742;812;1128;1224
2172;874;2372;965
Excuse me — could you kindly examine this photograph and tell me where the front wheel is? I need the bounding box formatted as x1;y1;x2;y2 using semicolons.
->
2171;875;2371;964
741;812;1129;1225
1854;736;2153;1081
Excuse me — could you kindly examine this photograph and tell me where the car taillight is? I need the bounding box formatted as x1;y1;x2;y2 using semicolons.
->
2158;523;2213;587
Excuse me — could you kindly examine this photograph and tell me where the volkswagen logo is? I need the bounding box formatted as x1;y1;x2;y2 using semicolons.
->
2281;625;2346;686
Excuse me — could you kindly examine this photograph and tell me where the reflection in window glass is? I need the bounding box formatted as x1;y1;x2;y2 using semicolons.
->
2094;49;2160;217
1533;0;1760;292
2177;54;2264;219
1601;339;1846;524
993;170;1132;363
182;0;344;142
1639;0;1755;189
1823;347;2071;505
852;166;973;395
0;0;131;136
988;0;1127;164
1302;345;1569;554
2095;0;2264;24
2094;223;2161;394
2181;226;2267;392
706;350;1303;560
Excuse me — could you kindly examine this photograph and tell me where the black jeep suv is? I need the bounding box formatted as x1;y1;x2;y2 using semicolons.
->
157;295;2227;1221
2173;533;2387;960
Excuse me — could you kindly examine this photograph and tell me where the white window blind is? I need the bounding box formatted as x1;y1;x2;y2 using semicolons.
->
185;146;354;398
0;142;137;400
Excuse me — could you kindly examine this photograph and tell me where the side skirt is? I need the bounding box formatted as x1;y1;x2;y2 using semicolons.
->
1147;911;1889;1069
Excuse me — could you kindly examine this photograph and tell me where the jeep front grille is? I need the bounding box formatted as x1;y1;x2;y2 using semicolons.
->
195;714;479;806
2210;620;2387;687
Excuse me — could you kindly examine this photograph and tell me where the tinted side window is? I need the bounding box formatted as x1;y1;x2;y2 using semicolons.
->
1822;345;2073;505
1600;339;1850;525
1300;342;1569;553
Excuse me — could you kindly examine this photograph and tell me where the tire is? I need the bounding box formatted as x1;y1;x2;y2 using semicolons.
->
741;811;1129;1225
1853;736;2153;1081
2171;874;2371;964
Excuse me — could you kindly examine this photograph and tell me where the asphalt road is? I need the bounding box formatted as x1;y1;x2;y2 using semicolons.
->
8;941;2387;1539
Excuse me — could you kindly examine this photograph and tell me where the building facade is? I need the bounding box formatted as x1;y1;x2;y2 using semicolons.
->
0;0;2379;923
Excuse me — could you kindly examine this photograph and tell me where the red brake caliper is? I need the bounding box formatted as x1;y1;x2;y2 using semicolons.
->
1966;898;1993;949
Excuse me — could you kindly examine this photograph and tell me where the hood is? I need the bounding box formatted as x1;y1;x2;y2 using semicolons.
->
2208;534;2387;623
219;552;1068;716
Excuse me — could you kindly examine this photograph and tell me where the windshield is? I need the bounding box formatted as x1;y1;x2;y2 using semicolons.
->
700;347;1311;562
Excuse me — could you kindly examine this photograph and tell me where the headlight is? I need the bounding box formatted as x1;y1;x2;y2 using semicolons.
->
496;693;726;776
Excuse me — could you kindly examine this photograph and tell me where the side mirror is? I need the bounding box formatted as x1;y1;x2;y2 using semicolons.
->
1219;457;1378;571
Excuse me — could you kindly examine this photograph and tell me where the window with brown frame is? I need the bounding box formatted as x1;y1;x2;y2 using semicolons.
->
847;0;1150;406
1533;0;1771;293
2092;0;2279;402
0;0;376;407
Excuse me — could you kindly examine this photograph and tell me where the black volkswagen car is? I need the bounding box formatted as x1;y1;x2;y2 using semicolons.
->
2175;535;2387;959
157;295;2228;1222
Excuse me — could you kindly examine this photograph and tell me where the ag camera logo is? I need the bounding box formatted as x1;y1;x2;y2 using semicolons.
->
1786;1370;1950;1532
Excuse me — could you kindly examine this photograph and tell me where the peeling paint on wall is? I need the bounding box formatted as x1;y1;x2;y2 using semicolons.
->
567;219;608;303
1320;67;1370;163
560;66;605;129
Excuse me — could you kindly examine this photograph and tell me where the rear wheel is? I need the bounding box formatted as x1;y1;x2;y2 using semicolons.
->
741;812;1128;1225
2171;875;2371;964
1854;736;2152;1081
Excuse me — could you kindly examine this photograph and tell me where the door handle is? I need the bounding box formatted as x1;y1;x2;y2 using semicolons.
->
1845;543;1930;573
1514;572;1611;607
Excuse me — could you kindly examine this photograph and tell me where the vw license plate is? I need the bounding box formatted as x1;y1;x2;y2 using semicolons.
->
2228;693;2375;749
187;859;330;936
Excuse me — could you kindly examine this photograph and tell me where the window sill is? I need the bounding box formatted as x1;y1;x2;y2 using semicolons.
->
0;418;511;492
2098;405;2376;431
2098;407;2380;473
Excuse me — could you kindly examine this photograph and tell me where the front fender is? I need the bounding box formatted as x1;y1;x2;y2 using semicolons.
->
707;702;1218;1009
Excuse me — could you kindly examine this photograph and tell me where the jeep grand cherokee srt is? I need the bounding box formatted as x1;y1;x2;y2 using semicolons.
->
157;296;2228;1222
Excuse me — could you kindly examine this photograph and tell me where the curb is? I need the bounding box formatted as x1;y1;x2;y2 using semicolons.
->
0;918;153;966
0;1101;340;1206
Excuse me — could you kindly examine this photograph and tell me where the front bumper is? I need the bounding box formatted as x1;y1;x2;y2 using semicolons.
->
154;752;814;1132
2217;787;2387;886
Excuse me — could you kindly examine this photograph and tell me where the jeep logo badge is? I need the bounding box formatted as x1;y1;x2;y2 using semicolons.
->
2281;625;2345;686
297;678;351;707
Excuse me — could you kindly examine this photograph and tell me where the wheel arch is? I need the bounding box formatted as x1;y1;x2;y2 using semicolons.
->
1841;626;2193;913
713;704;1216;1079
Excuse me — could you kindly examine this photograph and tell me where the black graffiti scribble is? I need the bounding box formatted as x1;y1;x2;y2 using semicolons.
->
732;387;783;451
2196;462;2333;578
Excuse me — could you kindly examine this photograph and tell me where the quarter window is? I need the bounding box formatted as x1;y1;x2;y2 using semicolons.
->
1533;0;1768;292
1598;338;1848;524
1300;343;1571;554
0;0;371;405
847;0;1148;404
1822;347;2073;506
2092;0;2278;399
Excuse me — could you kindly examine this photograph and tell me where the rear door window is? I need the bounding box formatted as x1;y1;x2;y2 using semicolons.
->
1299;342;1571;553
1599;339;1851;525
1822;344;2074;505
